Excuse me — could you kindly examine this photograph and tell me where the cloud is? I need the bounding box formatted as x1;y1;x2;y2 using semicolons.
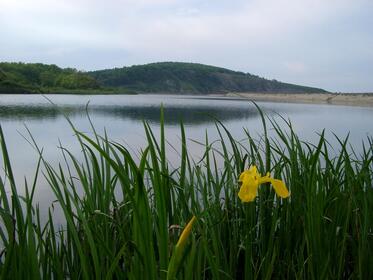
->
0;0;372;91
283;62;307;74
0;0;357;49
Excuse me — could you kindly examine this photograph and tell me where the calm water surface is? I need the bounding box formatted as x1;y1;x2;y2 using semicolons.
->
0;94;372;219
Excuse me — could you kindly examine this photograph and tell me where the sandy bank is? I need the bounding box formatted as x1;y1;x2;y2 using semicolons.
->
225;92;373;107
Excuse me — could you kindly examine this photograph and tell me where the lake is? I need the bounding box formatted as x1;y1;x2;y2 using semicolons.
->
0;94;372;220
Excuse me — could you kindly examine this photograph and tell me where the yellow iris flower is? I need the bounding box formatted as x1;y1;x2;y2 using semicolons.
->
175;216;196;250
168;216;196;280
238;166;290;202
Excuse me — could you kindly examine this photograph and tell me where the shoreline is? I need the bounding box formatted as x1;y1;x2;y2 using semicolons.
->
224;92;373;107
2;91;373;107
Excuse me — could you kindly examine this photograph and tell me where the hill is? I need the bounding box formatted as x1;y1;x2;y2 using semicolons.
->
88;62;326;94
0;62;101;94
0;61;326;94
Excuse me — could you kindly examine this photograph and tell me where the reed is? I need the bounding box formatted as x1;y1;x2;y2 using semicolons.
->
0;107;372;279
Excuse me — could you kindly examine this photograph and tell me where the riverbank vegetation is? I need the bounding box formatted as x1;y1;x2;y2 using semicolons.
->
0;109;372;279
0;62;100;94
0;62;326;94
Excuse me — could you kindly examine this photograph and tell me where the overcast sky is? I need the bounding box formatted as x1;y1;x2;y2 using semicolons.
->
1;0;372;92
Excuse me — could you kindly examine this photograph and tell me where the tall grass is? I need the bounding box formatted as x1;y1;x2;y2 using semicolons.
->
0;108;372;279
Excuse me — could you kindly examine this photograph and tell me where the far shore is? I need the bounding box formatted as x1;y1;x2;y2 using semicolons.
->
2;91;373;107
224;92;373;107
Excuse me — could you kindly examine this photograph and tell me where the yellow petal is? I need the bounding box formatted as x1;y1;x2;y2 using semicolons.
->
238;167;260;202
238;182;259;202
270;179;290;198
258;174;271;185
257;172;290;199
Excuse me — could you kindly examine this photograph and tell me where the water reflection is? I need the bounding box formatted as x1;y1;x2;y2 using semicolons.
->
0;105;79;121
92;104;260;125
0;103;261;125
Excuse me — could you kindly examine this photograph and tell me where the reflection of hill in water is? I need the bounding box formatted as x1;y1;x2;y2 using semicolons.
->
0;104;261;124
0;105;68;120
93;105;260;125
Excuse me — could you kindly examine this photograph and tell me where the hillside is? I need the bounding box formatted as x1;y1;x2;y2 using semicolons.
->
0;62;101;94
0;61;326;94
88;62;326;94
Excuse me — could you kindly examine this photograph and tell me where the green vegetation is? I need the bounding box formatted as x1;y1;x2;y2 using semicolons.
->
89;62;327;94
0;61;326;94
0;108;371;279
0;62;106;94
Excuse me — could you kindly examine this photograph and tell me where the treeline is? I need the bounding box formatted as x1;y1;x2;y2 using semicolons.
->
0;62;99;94
0;61;327;94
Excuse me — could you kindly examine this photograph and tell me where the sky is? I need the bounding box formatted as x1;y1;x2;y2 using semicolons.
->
1;0;372;92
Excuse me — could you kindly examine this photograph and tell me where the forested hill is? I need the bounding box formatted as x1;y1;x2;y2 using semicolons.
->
88;62;326;94
0;62;326;94
0;62;100;94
